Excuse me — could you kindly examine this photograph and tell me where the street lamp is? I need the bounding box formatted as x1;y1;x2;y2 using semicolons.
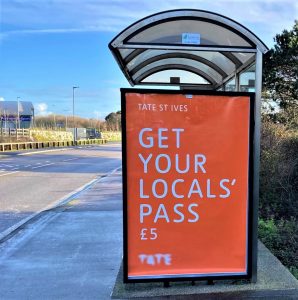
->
31;107;35;128
72;86;79;144
51;104;56;130
17;97;20;129
16;96;20;140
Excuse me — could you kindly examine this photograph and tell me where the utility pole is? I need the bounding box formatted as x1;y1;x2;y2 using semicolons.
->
72;86;79;144
17;97;21;129
31;107;35;128
17;97;20;140
64;109;70;129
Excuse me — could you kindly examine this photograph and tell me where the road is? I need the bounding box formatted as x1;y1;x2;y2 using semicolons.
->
0;143;121;238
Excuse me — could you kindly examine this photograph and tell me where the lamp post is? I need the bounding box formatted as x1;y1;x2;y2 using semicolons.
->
16;96;20;140
72;86;79;144
64;109;70;129
31;107;34;128
17;97;20;129
51;104;56;130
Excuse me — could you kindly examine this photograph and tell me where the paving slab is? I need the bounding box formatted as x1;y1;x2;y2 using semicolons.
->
0;170;123;300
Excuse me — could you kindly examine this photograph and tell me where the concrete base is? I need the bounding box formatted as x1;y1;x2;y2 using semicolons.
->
112;242;298;299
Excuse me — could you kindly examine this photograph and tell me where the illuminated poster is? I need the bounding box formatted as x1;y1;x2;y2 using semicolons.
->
122;89;254;282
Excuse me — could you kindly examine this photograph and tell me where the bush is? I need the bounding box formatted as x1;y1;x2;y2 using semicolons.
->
260;119;298;220
259;116;298;278
259;218;298;275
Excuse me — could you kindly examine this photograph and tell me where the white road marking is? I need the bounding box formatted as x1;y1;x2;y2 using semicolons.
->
31;163;55;169
62;158;78;162
0;171;20;177
18;148;68;156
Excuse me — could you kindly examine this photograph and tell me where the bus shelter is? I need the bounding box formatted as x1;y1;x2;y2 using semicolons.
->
109;9;268;283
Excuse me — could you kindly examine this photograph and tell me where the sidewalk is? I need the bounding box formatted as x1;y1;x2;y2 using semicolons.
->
0;169;123;300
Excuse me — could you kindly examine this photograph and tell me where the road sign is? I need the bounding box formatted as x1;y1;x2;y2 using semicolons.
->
122;89;255;282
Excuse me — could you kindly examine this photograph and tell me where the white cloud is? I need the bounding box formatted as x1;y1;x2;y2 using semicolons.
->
0;0;298;47
1;0;297;46
36;102;49;115
0;97;5;101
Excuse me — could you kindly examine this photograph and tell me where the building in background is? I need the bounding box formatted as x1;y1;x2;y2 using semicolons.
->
0;101;34;129
66;127;101;140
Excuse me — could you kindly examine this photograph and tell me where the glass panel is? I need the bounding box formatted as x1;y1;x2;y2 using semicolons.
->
132;57;223;83
225;78;236;91
142;69;209;84
233;52;255;63
127;20;252;47
127;50;236;75
200;52;235;75
240;64;255;92
119;48;134;59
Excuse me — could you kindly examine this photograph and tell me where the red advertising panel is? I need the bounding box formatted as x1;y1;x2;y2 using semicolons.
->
122;89;254;282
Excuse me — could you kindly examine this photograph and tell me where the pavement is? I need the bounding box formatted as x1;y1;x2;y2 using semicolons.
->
0;168;123;300
112;242;298;299
1;160;297;300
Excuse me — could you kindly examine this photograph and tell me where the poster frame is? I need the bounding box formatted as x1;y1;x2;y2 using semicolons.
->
121;88;255;283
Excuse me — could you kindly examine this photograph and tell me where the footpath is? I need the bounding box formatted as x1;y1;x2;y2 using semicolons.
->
0;169;123;300
1;166;297;299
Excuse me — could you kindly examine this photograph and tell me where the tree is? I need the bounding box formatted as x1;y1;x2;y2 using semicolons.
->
34;115;102;130
105;111;121;131
260;21;298;278
263;21;298;110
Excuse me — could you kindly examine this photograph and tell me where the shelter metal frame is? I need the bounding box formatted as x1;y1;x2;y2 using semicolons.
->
109;9;269;283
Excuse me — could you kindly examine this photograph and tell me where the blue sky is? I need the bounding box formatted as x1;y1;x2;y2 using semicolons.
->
0;0;297;119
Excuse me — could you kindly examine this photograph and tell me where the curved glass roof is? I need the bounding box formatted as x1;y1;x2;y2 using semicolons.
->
109;9;268;88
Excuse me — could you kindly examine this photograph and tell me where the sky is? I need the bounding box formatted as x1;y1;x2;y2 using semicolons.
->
0;0;297;120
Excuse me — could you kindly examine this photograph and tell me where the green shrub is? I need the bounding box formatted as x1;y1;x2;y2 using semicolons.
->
259;218;298;277
258;219;279;249
259;117;298;279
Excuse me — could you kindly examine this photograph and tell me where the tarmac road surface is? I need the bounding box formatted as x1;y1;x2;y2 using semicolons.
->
0;143;121;239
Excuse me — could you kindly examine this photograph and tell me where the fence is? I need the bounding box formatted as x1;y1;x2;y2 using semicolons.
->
0;139;107;152
0;128;30;137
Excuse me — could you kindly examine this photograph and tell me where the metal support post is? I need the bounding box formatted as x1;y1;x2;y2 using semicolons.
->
251;48;263;283
72;86;79;144
235;72;240;91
